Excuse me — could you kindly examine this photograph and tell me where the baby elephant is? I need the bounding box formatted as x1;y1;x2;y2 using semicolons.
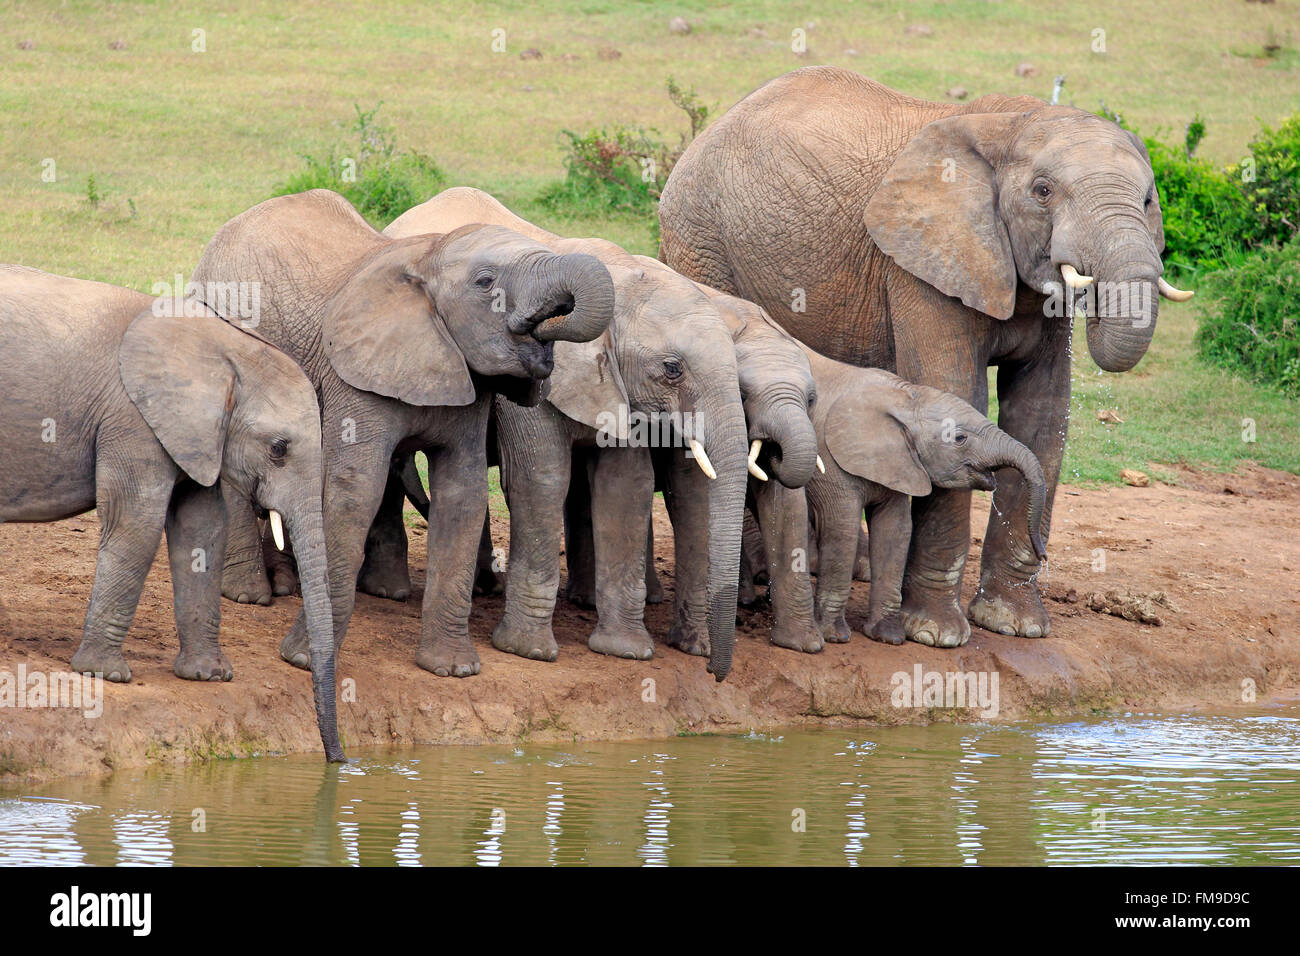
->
769;344;1047;648
0;266;343;761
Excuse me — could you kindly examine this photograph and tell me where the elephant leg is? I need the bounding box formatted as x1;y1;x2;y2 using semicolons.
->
743;507;769;587
280;413;396;670
415;440;488;678
853;520;871;582
738;529;758;606
165;480;233;680
562;458;597;608
863;494;909;646
644;521;664;605
586;446;655;660
661;449;711;657
474;508;503;596
892;277;991;648
756;479;822;653
69;468;172;682
492;404;571;662
968;337;1068;638
809;487;860;646
263;518;299;597
220;480;271;605
356;467;412;602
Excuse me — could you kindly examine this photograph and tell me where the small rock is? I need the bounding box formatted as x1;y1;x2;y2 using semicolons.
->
1120;468;1149;487
945;86;968;100
1015;61;1036;78
108;39;127;50
17;39;35;50
668;16;691;35
1096;408;1124;424
519;47;543;60
597;45;622;61
905;23;933;36
844;47;860;57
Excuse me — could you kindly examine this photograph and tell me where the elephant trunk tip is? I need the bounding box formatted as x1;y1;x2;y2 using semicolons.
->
1030;531;1047;562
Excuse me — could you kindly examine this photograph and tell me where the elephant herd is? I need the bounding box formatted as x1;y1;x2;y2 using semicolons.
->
0;67;1191;761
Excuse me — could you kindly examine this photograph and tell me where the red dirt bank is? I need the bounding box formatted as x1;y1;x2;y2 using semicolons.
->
2;464;1298;785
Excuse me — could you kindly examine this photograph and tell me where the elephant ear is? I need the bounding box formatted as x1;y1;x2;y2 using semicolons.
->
864;112;1024;320
120;310;237;487
546;330;630;440
824;389;932;497
323;241;475;407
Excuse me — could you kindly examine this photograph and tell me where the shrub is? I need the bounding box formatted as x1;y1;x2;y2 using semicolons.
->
1234;114;1300;248
274;103;445;227
1195;237;1300;395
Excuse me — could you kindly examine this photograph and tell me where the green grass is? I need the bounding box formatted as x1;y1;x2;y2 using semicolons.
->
2;0;1297;484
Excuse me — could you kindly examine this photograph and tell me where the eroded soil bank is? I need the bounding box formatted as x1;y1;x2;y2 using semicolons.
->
2;464;1298;785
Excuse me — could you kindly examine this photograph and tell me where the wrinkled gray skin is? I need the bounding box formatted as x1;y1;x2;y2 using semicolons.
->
191;190;614;679
382;189;748;678
661;66;1181;648
0;266;343;760
768;344;1046;651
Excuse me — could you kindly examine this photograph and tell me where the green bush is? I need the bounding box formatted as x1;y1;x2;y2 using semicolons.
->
274;103;445;227
1195;237;1300;395
1235;114;1300;248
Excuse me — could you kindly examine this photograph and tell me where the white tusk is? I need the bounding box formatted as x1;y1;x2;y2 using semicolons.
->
816;455;826;474
1157;276;1194;302
1060;263;1094;289
748;439;762;465
748;459;769;481
269;510;285;551
688;439;717;480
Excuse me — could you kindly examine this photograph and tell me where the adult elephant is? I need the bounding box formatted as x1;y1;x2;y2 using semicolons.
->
383;189;753;678
0;266;343;760
659;66;1193;647
190;190;614;677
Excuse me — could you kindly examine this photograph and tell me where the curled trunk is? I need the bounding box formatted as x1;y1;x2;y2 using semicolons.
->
755;398;819;489
982;431;1049;561
287;506;345;761
1082;239;1162;373
512;253;615;343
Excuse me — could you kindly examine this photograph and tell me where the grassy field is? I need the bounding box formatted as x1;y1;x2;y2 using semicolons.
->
2;0;1298;484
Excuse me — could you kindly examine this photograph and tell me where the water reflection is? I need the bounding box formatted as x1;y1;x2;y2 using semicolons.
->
1;709;1297;866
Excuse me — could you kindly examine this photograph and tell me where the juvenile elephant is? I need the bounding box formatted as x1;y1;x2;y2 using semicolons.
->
774;344;1046;648
0;266;342;760
660;66;1193;648
383;189;749;678
190;190;614;678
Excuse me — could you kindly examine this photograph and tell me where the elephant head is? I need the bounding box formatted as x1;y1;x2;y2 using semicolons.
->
825;374;1047;560
323;224;615;409
119;309;345;761
864;107;1193;373
544;257;750;680
705;291;819;489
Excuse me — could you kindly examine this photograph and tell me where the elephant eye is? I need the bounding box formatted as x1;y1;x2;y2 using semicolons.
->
474;272;496;290
663;359;683;380
954;433;968;445
270;438;289;461
1032;181;1052;202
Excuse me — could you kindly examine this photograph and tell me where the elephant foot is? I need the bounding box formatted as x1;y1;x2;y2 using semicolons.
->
645;567;665;605
865;613;906;646
173;645;234;682
664;619;710;657
587;623;654;660
902;595;970;648
416;636;482;678
853;554;871;582
968;582;1050;638
770;620;824;654
473;565;504;597
279;628;311;670
492;618;558;662
268;560;298;598
737;577;759;607
70;643;132;682
818;613;851;645
356;559;411;603
222;561;272;606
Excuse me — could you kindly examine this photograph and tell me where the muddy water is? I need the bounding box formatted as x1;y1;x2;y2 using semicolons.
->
2;709;1298;866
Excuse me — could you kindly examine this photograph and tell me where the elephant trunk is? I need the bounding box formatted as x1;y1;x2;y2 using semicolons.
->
979;430;1049;562
699;385;750;681
512;253;615;344
1080;234;1162;374
286;505;345;762
754;397;819;489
